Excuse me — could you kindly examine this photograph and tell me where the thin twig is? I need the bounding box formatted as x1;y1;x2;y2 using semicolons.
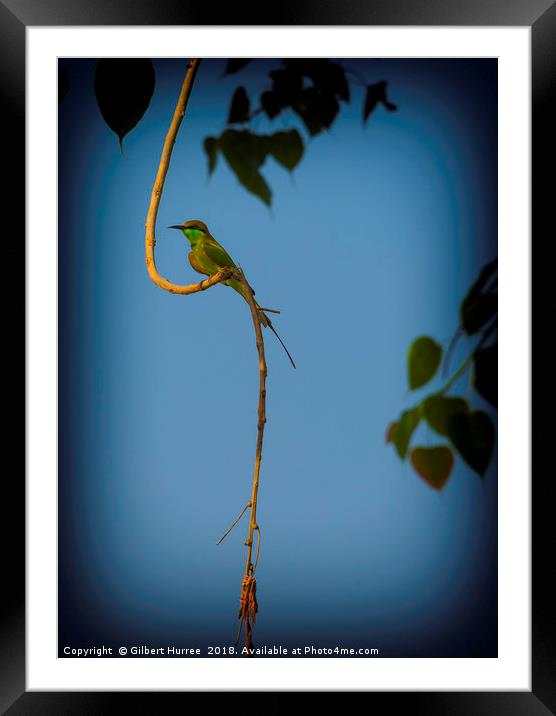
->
253;525;261;572
439;352;475;395
443;325;462;378
216;502;251;545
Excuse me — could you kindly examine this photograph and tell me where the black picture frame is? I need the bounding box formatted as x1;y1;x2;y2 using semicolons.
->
11;1;551;712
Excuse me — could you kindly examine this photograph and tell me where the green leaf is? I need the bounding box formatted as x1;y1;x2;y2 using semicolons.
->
423;394;469;436
448;410;495;476
410;446;454;490
58;65;70;103
473;343;497;407
461;259;497;335
407;336;442;390
227;86;250;124
203;136;219;174
268;130;304;171
218;129;272;205
363;81;397;123
225;59;251;75
94;59;155;151
393;408;420;459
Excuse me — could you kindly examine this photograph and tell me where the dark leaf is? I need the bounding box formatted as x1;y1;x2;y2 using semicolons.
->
462;295;497;336
225;59;251;75
269;68;304;108
448;410;495;476
260;69;303;119
261;90;283;118
393;408;420;459
363;81;397;123
227;86;250;124
363;88;380;121
293;86;339;136
219;129;270;168
94;59;155;150
461;259;497;335
423;394;469;437
218;129;272;205
467;259;497;291
234;171;271;206
284;59;350;103
324;62;350;103
410;446;454;490
473;343;497;407
407;336;442;390
385;421;398;443
203;136;219;174
58;65;70;103
268;129;304;171
283;59;323;77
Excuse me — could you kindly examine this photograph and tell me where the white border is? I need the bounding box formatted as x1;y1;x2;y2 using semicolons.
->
27;27;531;691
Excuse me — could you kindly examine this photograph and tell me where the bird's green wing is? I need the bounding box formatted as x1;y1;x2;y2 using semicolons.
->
200;236;252;301
202;238;237;269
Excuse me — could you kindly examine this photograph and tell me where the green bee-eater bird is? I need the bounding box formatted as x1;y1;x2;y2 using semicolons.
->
169;219;296;368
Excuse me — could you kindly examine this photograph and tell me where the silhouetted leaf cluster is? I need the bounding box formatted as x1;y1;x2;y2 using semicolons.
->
261;60;350;135
216;58;397;203
203;128;304;205
386;260;498;490
60;58;398;204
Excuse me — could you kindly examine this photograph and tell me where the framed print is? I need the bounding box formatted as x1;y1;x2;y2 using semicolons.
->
13;1;551;713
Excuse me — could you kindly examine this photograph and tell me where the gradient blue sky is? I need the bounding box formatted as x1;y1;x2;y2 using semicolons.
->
59;58;497;657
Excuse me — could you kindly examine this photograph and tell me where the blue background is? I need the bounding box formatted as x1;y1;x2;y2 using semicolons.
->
58;58;497;657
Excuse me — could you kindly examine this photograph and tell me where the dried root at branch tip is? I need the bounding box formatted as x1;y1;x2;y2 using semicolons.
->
236;574;258;653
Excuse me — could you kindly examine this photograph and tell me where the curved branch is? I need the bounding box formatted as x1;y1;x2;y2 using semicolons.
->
145;58;209;294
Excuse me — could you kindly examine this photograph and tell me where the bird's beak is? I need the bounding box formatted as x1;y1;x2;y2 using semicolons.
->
168;225;184;230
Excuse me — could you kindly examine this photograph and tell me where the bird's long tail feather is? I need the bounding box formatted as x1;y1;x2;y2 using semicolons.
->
255;305;296;369
267;321;296;369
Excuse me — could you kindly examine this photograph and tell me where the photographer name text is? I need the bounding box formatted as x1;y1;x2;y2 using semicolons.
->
62;645;379;657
